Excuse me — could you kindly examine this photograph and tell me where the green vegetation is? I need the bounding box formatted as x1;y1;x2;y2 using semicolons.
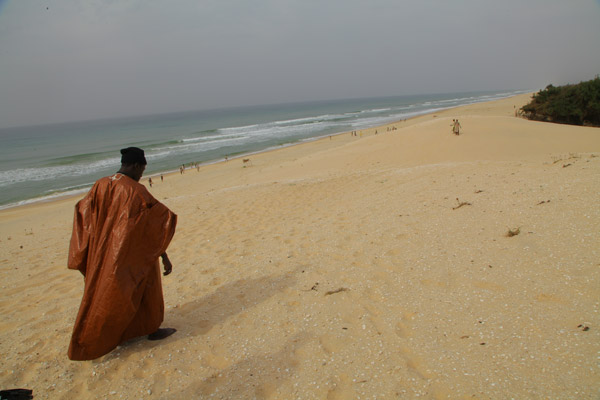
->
520;76;600;127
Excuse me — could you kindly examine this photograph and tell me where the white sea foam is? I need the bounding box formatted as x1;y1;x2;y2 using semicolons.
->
181;131;247;143
272;114;334;125
0;156;120;187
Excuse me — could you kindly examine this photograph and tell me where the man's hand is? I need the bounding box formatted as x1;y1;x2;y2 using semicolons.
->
161;253;173;276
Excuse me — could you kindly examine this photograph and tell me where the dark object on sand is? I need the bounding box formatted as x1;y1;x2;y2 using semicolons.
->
148;328;177;341
452;198;472;210
325;287;350;296
0;389;33;400
506;227;521;237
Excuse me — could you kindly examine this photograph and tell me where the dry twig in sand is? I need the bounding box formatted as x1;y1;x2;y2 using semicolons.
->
325;287;350;296
452;198;472;210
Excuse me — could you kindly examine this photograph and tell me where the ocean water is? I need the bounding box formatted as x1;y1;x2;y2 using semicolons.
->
0;90;528;209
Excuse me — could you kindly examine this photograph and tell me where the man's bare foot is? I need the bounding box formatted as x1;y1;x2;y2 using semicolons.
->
148;328;177;341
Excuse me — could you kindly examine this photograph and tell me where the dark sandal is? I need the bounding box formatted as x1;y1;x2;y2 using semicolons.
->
148;328;177;341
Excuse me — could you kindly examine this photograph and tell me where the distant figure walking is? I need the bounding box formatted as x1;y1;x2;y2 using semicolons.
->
148;177;153;187
161;174;164;182
452;119;462;135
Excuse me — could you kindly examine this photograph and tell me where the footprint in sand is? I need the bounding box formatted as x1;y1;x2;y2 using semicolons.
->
63;383;87;399
319;334;343;354
394;311;416;338
202;344;231;369
535;292;567;304
326;373;357;399
398;345;433;380
255;381;278;399
363;303;388;335
395;321;412;339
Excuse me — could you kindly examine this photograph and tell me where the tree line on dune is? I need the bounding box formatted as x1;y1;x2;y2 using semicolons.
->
520;76;600;127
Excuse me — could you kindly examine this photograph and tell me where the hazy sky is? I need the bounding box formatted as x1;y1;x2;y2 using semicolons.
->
1;0;599;128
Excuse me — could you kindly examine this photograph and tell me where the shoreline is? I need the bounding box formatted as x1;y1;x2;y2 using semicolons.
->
0;93;530;213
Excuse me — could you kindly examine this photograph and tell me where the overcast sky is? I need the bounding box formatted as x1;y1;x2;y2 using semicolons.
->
0;0;599;128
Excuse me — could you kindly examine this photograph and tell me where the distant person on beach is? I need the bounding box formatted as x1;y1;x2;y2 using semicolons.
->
67;147;177;361
148;177;153;187
452;119;462;135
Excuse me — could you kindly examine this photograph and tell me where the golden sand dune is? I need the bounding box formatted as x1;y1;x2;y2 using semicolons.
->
1;93;599;399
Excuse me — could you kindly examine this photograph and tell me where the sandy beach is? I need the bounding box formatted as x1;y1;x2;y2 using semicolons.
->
1;93;599;399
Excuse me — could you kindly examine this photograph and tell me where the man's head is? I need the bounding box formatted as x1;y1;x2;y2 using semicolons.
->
119;147;147;181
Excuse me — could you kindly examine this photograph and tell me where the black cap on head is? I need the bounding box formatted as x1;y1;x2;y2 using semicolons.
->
120;147;147;165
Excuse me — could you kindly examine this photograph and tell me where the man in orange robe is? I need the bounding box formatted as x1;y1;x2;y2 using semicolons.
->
68;147;177;361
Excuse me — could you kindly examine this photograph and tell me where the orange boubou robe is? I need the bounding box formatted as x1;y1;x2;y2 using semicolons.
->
68;173;177;360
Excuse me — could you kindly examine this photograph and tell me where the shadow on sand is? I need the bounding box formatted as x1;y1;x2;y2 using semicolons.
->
111;266;300;359
169;268;299;338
